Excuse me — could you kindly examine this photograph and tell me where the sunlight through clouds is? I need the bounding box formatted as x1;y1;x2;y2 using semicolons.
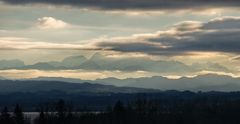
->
0;0;240;80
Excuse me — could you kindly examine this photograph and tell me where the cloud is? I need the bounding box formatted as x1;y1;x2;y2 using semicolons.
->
231;56;240;61
35;17;69;29
92;16;240;56
0;37;97;50
35;17;71;29
34;16;146;31
1;0;240;10
204;16;240;29
2;16;240;57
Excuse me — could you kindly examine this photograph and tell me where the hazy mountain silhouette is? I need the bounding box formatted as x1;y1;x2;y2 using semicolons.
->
22;62;57;70
61;55;87;67
0;54;232;74
96;74;240;91
0;76;6;80
0;80;159;93
0;59;25;69
29;74;240;91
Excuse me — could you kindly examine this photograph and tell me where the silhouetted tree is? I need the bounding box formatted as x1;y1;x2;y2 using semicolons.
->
66;104;75;124
28;93;240;124
0;107;14;124
56;99;67;124
37;108;45;124
13;104;24;124
113;101;125;113
113;100;126;124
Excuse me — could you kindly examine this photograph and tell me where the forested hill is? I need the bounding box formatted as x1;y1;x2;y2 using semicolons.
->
0;80;159;93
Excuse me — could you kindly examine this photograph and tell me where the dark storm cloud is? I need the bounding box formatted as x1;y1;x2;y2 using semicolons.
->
94;16;240;55
1;0;240;10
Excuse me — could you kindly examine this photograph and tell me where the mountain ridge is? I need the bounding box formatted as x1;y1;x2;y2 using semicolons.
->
0;79;160;93
23;74;240;92
0;54;233;74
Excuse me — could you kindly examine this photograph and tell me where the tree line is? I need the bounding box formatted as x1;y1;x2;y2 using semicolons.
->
1;98;240;124
0;104;28;124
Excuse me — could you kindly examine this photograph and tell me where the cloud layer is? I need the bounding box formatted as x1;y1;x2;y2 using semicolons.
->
93;16;240;56
1;16;240;57
0;37;97;50
1;0;240;10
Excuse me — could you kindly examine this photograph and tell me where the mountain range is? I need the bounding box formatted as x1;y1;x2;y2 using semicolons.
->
28;74;240;92
0;74;239;94
0;80;159;93
0;53;232;74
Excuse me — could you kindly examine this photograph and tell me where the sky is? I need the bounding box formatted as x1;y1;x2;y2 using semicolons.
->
0;0;240;80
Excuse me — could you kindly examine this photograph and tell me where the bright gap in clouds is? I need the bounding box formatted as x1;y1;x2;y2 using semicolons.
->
0;69;158;80
0;69;239;80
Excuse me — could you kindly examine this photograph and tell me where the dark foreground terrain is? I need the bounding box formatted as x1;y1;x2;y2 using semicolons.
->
1;91;240;124
1;80;240;124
